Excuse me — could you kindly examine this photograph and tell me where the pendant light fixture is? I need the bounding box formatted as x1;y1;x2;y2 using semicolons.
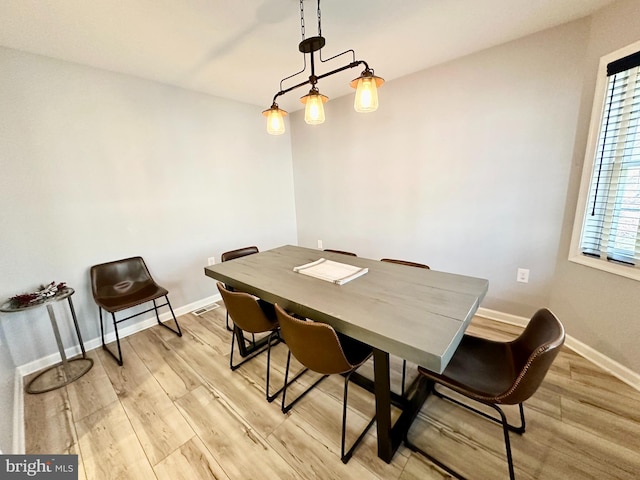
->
262;0;384;135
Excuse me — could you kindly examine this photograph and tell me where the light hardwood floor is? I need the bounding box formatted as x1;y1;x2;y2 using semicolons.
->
24;305;640;479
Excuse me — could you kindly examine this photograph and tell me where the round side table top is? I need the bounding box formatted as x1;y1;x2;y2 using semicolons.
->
0;287;75;313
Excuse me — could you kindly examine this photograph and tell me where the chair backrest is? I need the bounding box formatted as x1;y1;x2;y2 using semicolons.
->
500;308;565;404
381;258;430;269
216;282;276;334
90;256;155;299
275;304;354;375
324;249;357;257
221;246;259;262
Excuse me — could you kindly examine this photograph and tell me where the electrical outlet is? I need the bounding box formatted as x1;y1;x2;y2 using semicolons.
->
317;239;323;249
517;268;530;283
208;257;216;266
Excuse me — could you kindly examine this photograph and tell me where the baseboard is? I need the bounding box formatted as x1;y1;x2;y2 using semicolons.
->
476;307;640;392
16;294;222;377
13;368;24;454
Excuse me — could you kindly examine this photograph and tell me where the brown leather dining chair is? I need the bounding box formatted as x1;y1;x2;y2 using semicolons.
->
275;304;376;464
324;249;357;256
381;257;430;395
404;308;565;480
220;246;259;331
91;256;182;366
380;258;430;269
216;283;299;402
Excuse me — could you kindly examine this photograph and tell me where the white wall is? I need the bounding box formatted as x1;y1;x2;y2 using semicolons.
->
291;20;589;317
0;47;298;366
0;332;16;454
291;0;640;375
550;0;640;373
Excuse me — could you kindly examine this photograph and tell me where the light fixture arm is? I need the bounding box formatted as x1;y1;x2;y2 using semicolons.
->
272;59;368;105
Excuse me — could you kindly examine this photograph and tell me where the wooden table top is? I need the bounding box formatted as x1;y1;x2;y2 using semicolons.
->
204;245;488;373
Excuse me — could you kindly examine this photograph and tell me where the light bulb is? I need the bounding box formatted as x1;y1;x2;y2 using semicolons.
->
262;105;287;135
300;89;328;125
354;77;378;112
350;70;384;113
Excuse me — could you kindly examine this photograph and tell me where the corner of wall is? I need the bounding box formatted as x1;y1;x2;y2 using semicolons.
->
13;367;24;454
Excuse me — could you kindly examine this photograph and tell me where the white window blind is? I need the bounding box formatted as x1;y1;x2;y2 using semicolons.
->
580;50;640;267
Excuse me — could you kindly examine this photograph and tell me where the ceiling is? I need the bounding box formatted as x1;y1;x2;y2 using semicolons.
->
0;0;616;113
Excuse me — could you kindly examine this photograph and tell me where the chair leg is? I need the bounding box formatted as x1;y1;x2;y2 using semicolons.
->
225;311;234;332
341;370;376;464
99;307;105;349
229;326;278;372
433;385;526;434
153;297;182;337
266;331;307;403
401;359;407;396
492;403;517;480
281;350;328;414
100;310;124;366
404;393;519;480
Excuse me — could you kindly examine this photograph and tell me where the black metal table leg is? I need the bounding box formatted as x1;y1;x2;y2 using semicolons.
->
234;328;272;357
373;348;394;462
372;347;432;463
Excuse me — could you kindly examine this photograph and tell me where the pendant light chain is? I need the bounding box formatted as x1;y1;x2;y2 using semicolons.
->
300;0;323;40
317;0;322;38
300;0;305;40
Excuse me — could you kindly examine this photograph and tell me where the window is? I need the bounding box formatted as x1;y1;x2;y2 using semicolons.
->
570;41;640;281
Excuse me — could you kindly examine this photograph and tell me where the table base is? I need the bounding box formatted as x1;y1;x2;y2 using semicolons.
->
26;357;94;394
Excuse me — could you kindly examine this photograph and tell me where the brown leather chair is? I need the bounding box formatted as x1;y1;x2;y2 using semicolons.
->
217;282;292;402
324;249;357;256
380;258;430;269
381;257;430;394
404;308;565;480
275;304;375;464
91;256;182;366
220;246;259;331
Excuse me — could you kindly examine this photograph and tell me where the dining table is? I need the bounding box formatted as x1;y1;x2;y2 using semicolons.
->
204;245;489;463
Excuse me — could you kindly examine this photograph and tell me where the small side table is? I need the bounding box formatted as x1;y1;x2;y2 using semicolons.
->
0;287;94;394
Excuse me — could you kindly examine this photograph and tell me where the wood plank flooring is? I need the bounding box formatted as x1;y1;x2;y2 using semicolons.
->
24;306;640;479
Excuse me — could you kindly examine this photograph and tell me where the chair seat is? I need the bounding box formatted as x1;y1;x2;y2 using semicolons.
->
419;334;516;402
94;281;168;312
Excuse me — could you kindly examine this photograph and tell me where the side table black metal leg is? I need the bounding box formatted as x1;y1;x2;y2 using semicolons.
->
67;296;87;358
47;304;70;382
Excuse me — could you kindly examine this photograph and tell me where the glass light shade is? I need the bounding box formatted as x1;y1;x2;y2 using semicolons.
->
300;91;328;125
354;77;379;112
350;72;384;113
262;106;287;135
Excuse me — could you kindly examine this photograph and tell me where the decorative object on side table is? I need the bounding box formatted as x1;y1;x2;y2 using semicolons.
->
0;283;93;394
8;281;67;308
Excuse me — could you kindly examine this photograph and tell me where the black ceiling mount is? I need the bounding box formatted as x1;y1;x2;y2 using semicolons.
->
299;36;325;54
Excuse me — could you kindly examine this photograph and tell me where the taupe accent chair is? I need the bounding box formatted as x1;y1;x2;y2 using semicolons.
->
91;256;182;366
380;258;430;394
324;249;357;256
275;304;376;463
404;308;565;480
220;246;259;331
216;283;301;402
